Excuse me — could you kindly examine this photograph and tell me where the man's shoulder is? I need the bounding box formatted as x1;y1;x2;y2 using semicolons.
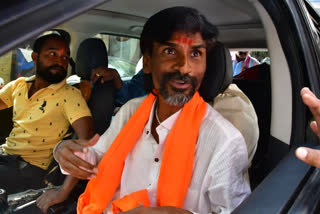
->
8;77;29;91
117;96;146;116
201;104;243;139
198;104;247;160
59;84;82;96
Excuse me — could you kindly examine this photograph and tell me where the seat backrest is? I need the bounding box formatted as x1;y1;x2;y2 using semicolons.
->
76;38;115;135
198;42;233;101
233;63;271;189
76;38;108;80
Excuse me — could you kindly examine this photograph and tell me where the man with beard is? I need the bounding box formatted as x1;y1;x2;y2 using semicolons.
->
0;34;94;201
55;7;250;214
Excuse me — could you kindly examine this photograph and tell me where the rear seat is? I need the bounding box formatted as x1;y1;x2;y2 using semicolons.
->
233;63;272;189
75;38;116;135
199;42;259;184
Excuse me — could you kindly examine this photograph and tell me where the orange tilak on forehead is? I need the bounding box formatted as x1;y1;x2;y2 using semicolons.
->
177;36;193;45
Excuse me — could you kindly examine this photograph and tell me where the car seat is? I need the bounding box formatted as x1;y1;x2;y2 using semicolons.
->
233;63;272;189
198;42;233;101
199;42;259;184
76;38;115;135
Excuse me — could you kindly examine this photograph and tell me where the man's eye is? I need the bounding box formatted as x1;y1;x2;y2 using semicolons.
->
62;56;69;61
191;50;202;57
49;52;56;56
163;48;176;55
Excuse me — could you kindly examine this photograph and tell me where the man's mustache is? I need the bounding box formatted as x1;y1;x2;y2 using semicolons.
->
163;71;194;84
48;65;66;72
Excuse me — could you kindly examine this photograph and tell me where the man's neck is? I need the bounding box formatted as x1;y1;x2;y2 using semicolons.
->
28;75;51;98
157;96;183;122
151;95;184;144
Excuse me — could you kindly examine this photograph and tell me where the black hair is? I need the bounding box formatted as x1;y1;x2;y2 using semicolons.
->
33;34;68;53
140;6;218;55
141;6;219;94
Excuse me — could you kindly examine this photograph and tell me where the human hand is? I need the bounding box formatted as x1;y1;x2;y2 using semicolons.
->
91;67;122;89
301;87;320;138
54;134;99;179
295;87;320;167
36;188;69;214
296;147;320;168
119;206;192;214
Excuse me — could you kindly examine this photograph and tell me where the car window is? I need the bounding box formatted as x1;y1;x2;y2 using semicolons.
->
0;50;15;88
230;50;269;63
303;0;320;49
0;45;35;88
95;34;141;80
230;49;269;77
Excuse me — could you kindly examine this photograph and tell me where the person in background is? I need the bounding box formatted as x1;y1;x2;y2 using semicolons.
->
232;51;259;76
91;67;146;107
0;34;95;213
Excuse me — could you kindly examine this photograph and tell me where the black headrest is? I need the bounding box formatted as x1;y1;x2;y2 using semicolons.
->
199;42;233;102
76;38;108;80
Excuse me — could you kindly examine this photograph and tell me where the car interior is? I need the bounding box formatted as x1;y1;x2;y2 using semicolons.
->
1;0;320;213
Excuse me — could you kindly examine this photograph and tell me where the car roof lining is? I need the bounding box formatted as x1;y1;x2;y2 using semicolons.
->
59;0;267;48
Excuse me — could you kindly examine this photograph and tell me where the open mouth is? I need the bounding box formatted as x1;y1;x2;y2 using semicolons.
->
169;79;191;90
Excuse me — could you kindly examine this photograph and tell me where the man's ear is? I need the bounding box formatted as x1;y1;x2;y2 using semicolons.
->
143;54;151;74
31;52;38;63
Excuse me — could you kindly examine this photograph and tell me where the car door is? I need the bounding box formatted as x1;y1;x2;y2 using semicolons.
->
234;0;320;213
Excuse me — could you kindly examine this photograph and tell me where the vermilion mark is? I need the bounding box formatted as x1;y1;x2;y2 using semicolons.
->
176;37;193;45
182;37;187;44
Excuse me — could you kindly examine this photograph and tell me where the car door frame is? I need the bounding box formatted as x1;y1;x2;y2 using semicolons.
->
234;0;320;213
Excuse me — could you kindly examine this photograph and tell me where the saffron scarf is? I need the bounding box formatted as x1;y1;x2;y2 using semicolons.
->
77;92;207;213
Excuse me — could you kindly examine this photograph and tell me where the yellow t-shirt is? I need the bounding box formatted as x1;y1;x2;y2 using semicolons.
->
0;76;91;169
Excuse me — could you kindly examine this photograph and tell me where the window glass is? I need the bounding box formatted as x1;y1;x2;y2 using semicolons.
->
95;34;141;80
0;47;35;88
230;49;269;77
303;0;320;49
0;51;15;88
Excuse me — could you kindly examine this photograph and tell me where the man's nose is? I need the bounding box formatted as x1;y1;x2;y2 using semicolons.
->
176;53;191;74
55;56;67;68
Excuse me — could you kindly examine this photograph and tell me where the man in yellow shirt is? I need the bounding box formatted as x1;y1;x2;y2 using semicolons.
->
0;34;94;202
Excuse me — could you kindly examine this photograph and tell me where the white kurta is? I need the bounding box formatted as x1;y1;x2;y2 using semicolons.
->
62;96;251;213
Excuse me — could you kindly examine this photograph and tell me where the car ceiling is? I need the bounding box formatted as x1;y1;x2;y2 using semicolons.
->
60;0;267;48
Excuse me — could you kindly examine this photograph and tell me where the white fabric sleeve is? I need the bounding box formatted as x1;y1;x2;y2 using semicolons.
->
206;135;251;213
